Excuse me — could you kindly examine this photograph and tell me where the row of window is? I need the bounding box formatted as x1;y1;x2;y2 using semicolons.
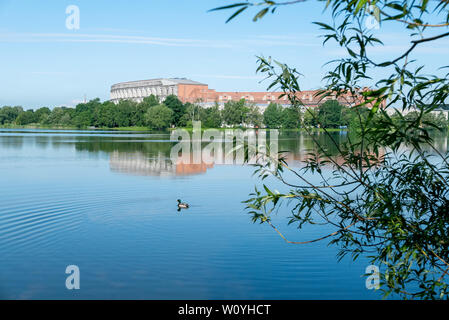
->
216;94;335;102
111;86;177;99
217;95;288;101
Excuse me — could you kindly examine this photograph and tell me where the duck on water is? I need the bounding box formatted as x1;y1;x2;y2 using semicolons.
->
177;199;189;209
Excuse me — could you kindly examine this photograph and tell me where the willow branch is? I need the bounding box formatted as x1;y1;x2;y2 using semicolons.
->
378;8;449;28
266;219;356;244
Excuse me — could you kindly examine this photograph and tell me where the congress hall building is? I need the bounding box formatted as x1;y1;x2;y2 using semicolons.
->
110;77;356;108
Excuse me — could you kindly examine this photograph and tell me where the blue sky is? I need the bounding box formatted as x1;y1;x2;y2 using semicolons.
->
0;0;448;108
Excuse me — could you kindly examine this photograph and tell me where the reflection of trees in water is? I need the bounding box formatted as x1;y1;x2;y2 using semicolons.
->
70;131;449;176
70;132;358;160
1;131;446;177
74;137;175;157
1;130;447;156
0;136;24;149
100;132;349;177
278;131;345;158
34;136;51;149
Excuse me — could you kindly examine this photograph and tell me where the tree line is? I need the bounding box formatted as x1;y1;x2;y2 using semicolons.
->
1;95;447;130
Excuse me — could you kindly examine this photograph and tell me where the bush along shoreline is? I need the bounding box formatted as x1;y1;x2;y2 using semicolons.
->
1;95;448;131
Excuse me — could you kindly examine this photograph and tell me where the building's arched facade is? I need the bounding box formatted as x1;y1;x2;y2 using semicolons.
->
110;78;201;104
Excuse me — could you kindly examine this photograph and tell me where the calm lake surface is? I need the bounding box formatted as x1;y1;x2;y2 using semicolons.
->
1;128;447;299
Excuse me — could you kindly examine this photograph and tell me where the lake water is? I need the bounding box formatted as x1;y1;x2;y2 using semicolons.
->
1;128;446;299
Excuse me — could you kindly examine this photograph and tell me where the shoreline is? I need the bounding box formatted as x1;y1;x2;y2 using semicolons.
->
0;124;347;133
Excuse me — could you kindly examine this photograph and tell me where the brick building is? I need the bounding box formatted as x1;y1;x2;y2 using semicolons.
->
110;78;358;108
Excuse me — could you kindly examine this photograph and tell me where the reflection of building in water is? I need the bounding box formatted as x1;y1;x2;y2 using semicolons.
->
110;152;175;176
109;151;214;177
175;162;214;175
109;150;378;177
109;137;417;178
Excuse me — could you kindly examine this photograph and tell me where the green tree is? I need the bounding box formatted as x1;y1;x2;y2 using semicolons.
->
35;107;51;123
246;105;263;128
132;104;149;127
73;99;102;128
302;107;318;127
282;106;301;129
0;106;23;124
94;101;117;128
145;104;174;130
115;100;137;127
47;107;74;126
214;0;449;299
143;94;159;107
127;95;161;127
202;104;223;128
222;99;248;126
402;111;449;130
435;112;449;129
263;103;283;128
15;110;37;125
73;112;92;128
318;100;343;128
182;102;202;126
164;95;185;126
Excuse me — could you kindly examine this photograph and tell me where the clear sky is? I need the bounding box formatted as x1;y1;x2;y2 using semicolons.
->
0;0;448;108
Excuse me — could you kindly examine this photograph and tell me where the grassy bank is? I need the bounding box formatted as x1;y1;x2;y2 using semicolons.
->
0;124;155;131
0;124;78;130
0;123;349;133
